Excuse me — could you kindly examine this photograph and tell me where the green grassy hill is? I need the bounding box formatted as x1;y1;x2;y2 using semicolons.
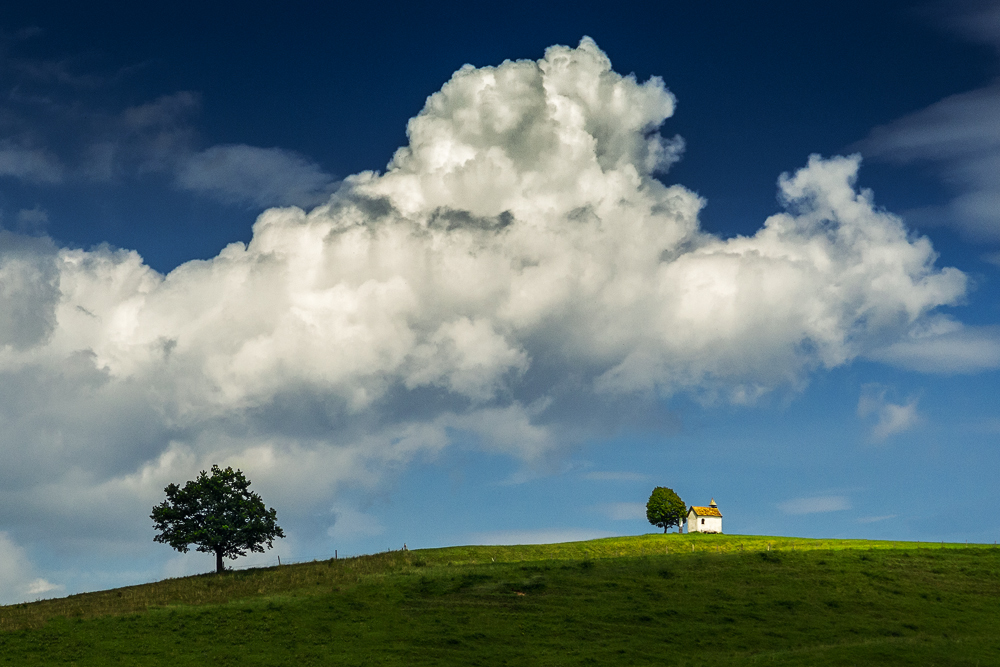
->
2;534;999;665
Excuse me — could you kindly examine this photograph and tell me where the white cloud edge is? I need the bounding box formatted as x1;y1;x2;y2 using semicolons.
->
868;322;1000;374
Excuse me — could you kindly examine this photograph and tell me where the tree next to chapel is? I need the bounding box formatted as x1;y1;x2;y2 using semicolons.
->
646;486;686;534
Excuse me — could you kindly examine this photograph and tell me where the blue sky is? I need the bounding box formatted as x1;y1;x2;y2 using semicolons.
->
1;0;1000;602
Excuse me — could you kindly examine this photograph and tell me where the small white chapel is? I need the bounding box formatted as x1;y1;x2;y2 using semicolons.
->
687;499;723;533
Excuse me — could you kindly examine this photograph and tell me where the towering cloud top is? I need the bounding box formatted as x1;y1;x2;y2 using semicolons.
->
368;37;683;219
0;38;966;601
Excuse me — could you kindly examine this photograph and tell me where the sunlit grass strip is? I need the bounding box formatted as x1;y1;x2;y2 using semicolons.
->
417;533;990;566
1;533;994;632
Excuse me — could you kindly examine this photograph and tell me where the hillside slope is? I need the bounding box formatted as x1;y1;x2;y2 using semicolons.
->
1;534;999;665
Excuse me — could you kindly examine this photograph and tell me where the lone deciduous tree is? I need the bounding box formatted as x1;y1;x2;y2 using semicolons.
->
151;465;285;573
646;486;686;534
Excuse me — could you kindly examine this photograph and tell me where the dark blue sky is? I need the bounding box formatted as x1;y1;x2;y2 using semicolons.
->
0;0;993;271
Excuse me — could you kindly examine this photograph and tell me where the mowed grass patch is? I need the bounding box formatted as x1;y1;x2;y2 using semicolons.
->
2;535;1000;665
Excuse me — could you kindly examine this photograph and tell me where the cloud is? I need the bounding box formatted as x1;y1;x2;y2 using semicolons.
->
0;89;203;185
177;144;337;208
109;91;202;176
0;532;64;604
0;39;329;210
0;38;969;590
860;84;1000;240
858;514;897;524
927;0;1000;50
857;384;922;440
594;502;647;521
778;495;851;515
79;92;334;210
14;206;50;234
869;317;1000;373
857;3;1000;240
0;145;63;183
0;231;60;349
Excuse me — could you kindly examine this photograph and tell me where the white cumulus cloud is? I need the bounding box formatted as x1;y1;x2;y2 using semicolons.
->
0;38;969;589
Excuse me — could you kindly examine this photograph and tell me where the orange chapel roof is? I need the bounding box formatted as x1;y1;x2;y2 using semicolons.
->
689;505;722;517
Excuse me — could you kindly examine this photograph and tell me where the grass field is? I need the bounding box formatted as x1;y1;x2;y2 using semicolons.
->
1;533;999;665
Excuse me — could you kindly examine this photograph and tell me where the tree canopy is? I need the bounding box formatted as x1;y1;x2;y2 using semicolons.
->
646;486;686;534
151;465;285;573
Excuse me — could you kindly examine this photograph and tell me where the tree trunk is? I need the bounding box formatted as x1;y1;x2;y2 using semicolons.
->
216;550;225;573
663;526;668;534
